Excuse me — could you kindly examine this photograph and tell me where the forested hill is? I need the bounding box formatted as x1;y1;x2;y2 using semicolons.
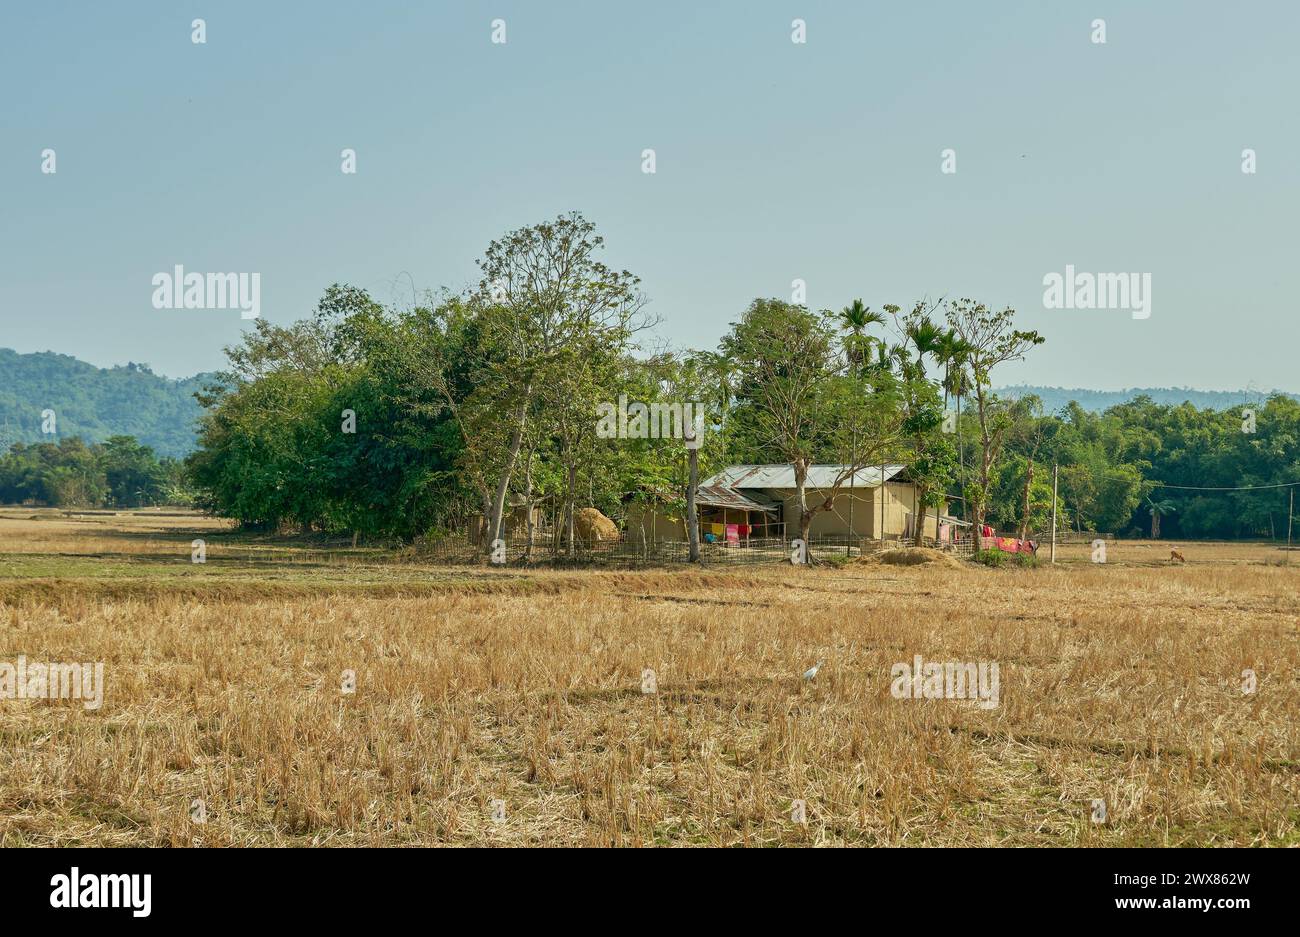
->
0;348;216;459
997;385;1300;413
2;345;1295;461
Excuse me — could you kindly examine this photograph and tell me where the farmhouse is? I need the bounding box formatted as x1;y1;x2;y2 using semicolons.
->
466;496;546;544
626;463;961;544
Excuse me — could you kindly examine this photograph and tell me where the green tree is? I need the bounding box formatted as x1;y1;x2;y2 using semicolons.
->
99;436;167;507
722;298;904;547
467;213;648;553
1145;495;1176;538
945;299;1044;543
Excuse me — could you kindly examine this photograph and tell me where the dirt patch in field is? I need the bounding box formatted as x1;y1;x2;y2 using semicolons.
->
0;568;773;610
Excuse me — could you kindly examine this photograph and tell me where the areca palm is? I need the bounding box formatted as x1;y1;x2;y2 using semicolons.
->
1146;496;1176;539
881;342;910;375
693;350;733;416
905;317;945;378
836;300;887;552
933;330;970;406
837;299;885;375
933;328;974;510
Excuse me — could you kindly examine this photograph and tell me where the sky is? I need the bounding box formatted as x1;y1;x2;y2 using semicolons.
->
2;1;1297;389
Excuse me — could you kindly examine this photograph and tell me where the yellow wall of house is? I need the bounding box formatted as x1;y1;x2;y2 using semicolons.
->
625;505;687;543
781;489;874;538
889;484;942;540
467;506;545;544
781;484;941;540
626;484;946;543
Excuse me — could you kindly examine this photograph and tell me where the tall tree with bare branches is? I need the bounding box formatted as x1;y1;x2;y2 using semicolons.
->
722;299;904;548
470;213;649;553
945;299;1044;547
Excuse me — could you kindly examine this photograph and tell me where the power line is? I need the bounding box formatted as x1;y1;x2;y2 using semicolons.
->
1148;480;1300;492
1042;461;1300;493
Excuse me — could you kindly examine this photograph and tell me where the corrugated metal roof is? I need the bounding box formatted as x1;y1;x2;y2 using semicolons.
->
700;464;909;490
694;485;780;513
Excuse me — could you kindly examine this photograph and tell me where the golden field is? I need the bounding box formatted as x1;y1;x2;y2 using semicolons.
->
1;508;1297;847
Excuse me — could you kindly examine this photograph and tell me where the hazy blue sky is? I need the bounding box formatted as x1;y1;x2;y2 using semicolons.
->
3;1;1296;389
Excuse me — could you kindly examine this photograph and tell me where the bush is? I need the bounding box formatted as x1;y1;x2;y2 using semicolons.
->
973;549;1040;568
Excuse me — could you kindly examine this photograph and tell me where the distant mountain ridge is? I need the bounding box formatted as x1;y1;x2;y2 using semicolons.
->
996;385;1299;414
2;348;1292;458
0;348;217;459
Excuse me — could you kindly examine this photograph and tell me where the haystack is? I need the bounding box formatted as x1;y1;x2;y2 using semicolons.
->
855;548;965;569
573;507;619;543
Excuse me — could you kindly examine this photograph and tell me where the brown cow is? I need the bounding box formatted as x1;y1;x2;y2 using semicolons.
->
1170;549;1186;563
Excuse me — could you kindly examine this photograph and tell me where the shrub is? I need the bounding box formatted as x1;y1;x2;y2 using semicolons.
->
973;549;1041;568
973;549;1006;567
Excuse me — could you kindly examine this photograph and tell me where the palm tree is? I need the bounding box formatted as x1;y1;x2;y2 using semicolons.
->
905;317;945;378
934;330;973;513
880;342;911;377
898;317;947;544
1146;496;1176;539
695;350;733;417
836;300;887;551
837;300;885;375
933;330;963;407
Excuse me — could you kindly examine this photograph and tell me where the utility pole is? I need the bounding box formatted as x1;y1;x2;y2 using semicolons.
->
1288;486;1294;565
1050;462;1059;565
879;460;886;547
847;434;856;558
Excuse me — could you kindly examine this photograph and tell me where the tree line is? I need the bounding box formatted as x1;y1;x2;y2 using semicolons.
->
181;213;1049;554
8;213;1294;545
993;394;1300;541
185;212;1300;547
0;436;189;508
